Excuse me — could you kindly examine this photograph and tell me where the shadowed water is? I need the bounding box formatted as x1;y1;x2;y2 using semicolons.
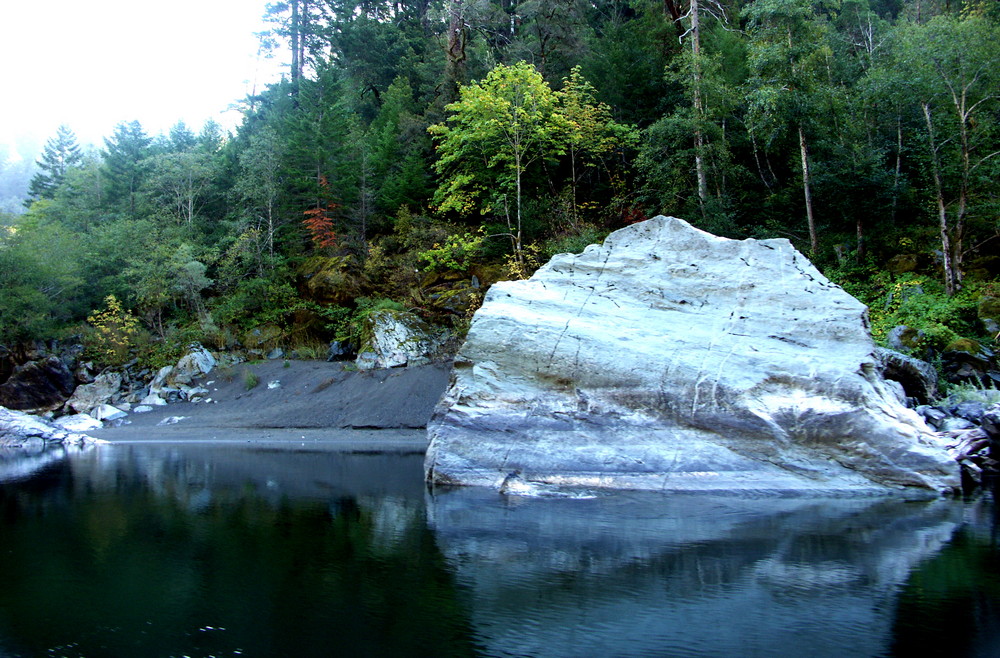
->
0;444;998;657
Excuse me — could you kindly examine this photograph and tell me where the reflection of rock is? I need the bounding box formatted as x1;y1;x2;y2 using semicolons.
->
427;216;958;495
426;487;961;658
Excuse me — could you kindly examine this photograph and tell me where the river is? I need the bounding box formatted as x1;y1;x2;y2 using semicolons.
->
0;443;998;657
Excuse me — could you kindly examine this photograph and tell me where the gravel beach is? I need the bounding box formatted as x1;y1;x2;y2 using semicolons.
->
87;359;452;452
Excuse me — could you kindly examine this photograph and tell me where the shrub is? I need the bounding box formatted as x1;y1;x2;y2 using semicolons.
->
84;295;141;367
243;369;259;390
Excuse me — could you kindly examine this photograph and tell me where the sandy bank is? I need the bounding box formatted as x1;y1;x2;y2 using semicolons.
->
87;359;451;451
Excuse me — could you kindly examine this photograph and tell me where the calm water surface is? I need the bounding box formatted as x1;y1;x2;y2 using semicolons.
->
0;444;998;658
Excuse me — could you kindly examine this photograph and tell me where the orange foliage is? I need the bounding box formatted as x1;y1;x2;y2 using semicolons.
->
303;175;339;249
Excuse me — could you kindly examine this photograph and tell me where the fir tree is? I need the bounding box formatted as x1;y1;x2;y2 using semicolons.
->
27;125;82;201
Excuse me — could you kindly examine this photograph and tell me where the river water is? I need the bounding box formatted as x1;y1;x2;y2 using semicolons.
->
0;443;998;658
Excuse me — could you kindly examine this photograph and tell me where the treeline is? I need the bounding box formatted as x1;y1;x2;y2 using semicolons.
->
2;0;999;368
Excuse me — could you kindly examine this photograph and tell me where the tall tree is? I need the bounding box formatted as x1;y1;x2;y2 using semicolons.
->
744;0;836;256
890;15;1000;294
27;125;82;201
103;120;153;217
235;126;285;263
429;61;567;263
558;66;638;226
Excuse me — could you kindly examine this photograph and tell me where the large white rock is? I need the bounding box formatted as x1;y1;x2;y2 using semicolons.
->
0;406;98;447
425;216;959;495
53;413;104;432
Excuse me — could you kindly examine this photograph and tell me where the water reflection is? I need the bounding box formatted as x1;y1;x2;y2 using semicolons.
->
0;445;997;657
427;488;978;658
0;445;477;658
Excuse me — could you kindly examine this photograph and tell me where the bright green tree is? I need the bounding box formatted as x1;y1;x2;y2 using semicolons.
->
429;61;568;264
557;66;638;226
103;120;153;217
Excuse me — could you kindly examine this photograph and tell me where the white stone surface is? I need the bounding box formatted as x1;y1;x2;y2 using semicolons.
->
66;371;122;414
141;393;168;407
0;406;99;447
52;413;104;432
360;310;442;369
167;346;216;386
93;404;127;421
425;216;959;495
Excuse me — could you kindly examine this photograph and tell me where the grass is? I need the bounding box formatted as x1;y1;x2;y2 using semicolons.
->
243;369;260;391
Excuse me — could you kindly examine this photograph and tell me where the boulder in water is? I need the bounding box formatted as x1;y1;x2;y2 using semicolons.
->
425;216;959;495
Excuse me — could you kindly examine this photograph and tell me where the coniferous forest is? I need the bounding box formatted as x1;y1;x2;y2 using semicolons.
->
2;0;1000;376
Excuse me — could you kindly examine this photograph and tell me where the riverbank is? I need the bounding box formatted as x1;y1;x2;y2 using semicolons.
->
85;359;451;451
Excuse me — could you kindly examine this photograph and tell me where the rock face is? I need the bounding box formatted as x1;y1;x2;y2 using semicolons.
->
66;371;122;415
0;357;76;412
425;216;959;495
358;310;445;370
0;406;97;448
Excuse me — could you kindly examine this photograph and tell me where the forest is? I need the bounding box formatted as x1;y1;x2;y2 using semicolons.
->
2;0;999;376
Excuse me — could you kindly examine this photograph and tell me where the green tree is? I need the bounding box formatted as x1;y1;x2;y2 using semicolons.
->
0;211;85;340
429;61;567;263
744;0;837;256
557;66;638;226
103;120;153;217
235;126;285;262
890;15;1000;295
27;125;83;202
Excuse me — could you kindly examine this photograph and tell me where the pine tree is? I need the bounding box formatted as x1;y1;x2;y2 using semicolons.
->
27;125;83;201
102;120;153;217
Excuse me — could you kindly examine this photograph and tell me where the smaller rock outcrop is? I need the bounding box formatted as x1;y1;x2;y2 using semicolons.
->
66;371;122;415
0;357;76;412
0;406;99;448
358;310;446;370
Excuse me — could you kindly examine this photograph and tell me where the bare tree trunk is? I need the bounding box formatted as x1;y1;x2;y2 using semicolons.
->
691;0;708;217
890;116;902;224
798;125;818;257
291;0;300;93
922;102;959;295
443;0;468;105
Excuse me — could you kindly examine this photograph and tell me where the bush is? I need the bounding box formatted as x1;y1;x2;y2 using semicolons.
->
84;295;141;367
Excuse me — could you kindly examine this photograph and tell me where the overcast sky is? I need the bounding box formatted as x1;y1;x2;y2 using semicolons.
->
0;0;285;160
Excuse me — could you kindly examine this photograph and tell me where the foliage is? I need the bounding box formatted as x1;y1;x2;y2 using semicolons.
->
5;0;1000;367
858;272;980;352
27;125;82;202
417;231;485;272
429;61;568;262
85;295;142;367
243;368;260;391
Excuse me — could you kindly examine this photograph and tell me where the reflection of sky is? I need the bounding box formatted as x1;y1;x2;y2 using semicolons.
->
0;0;285;154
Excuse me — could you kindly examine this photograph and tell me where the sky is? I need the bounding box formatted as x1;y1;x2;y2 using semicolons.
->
0;0;286;161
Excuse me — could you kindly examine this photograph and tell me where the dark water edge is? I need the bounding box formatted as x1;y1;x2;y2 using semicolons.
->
0;444;998;658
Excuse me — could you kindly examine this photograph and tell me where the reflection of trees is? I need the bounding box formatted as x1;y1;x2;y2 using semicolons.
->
0;450;478;657
890;497;1000;657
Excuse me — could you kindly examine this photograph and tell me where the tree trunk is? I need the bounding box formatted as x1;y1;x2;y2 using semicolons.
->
291;0;301;93
515;155;523;265
922;102;960;295
798;125;818;257
691;0;708;216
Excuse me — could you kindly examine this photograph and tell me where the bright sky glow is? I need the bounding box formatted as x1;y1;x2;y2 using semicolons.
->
0;0;285;159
